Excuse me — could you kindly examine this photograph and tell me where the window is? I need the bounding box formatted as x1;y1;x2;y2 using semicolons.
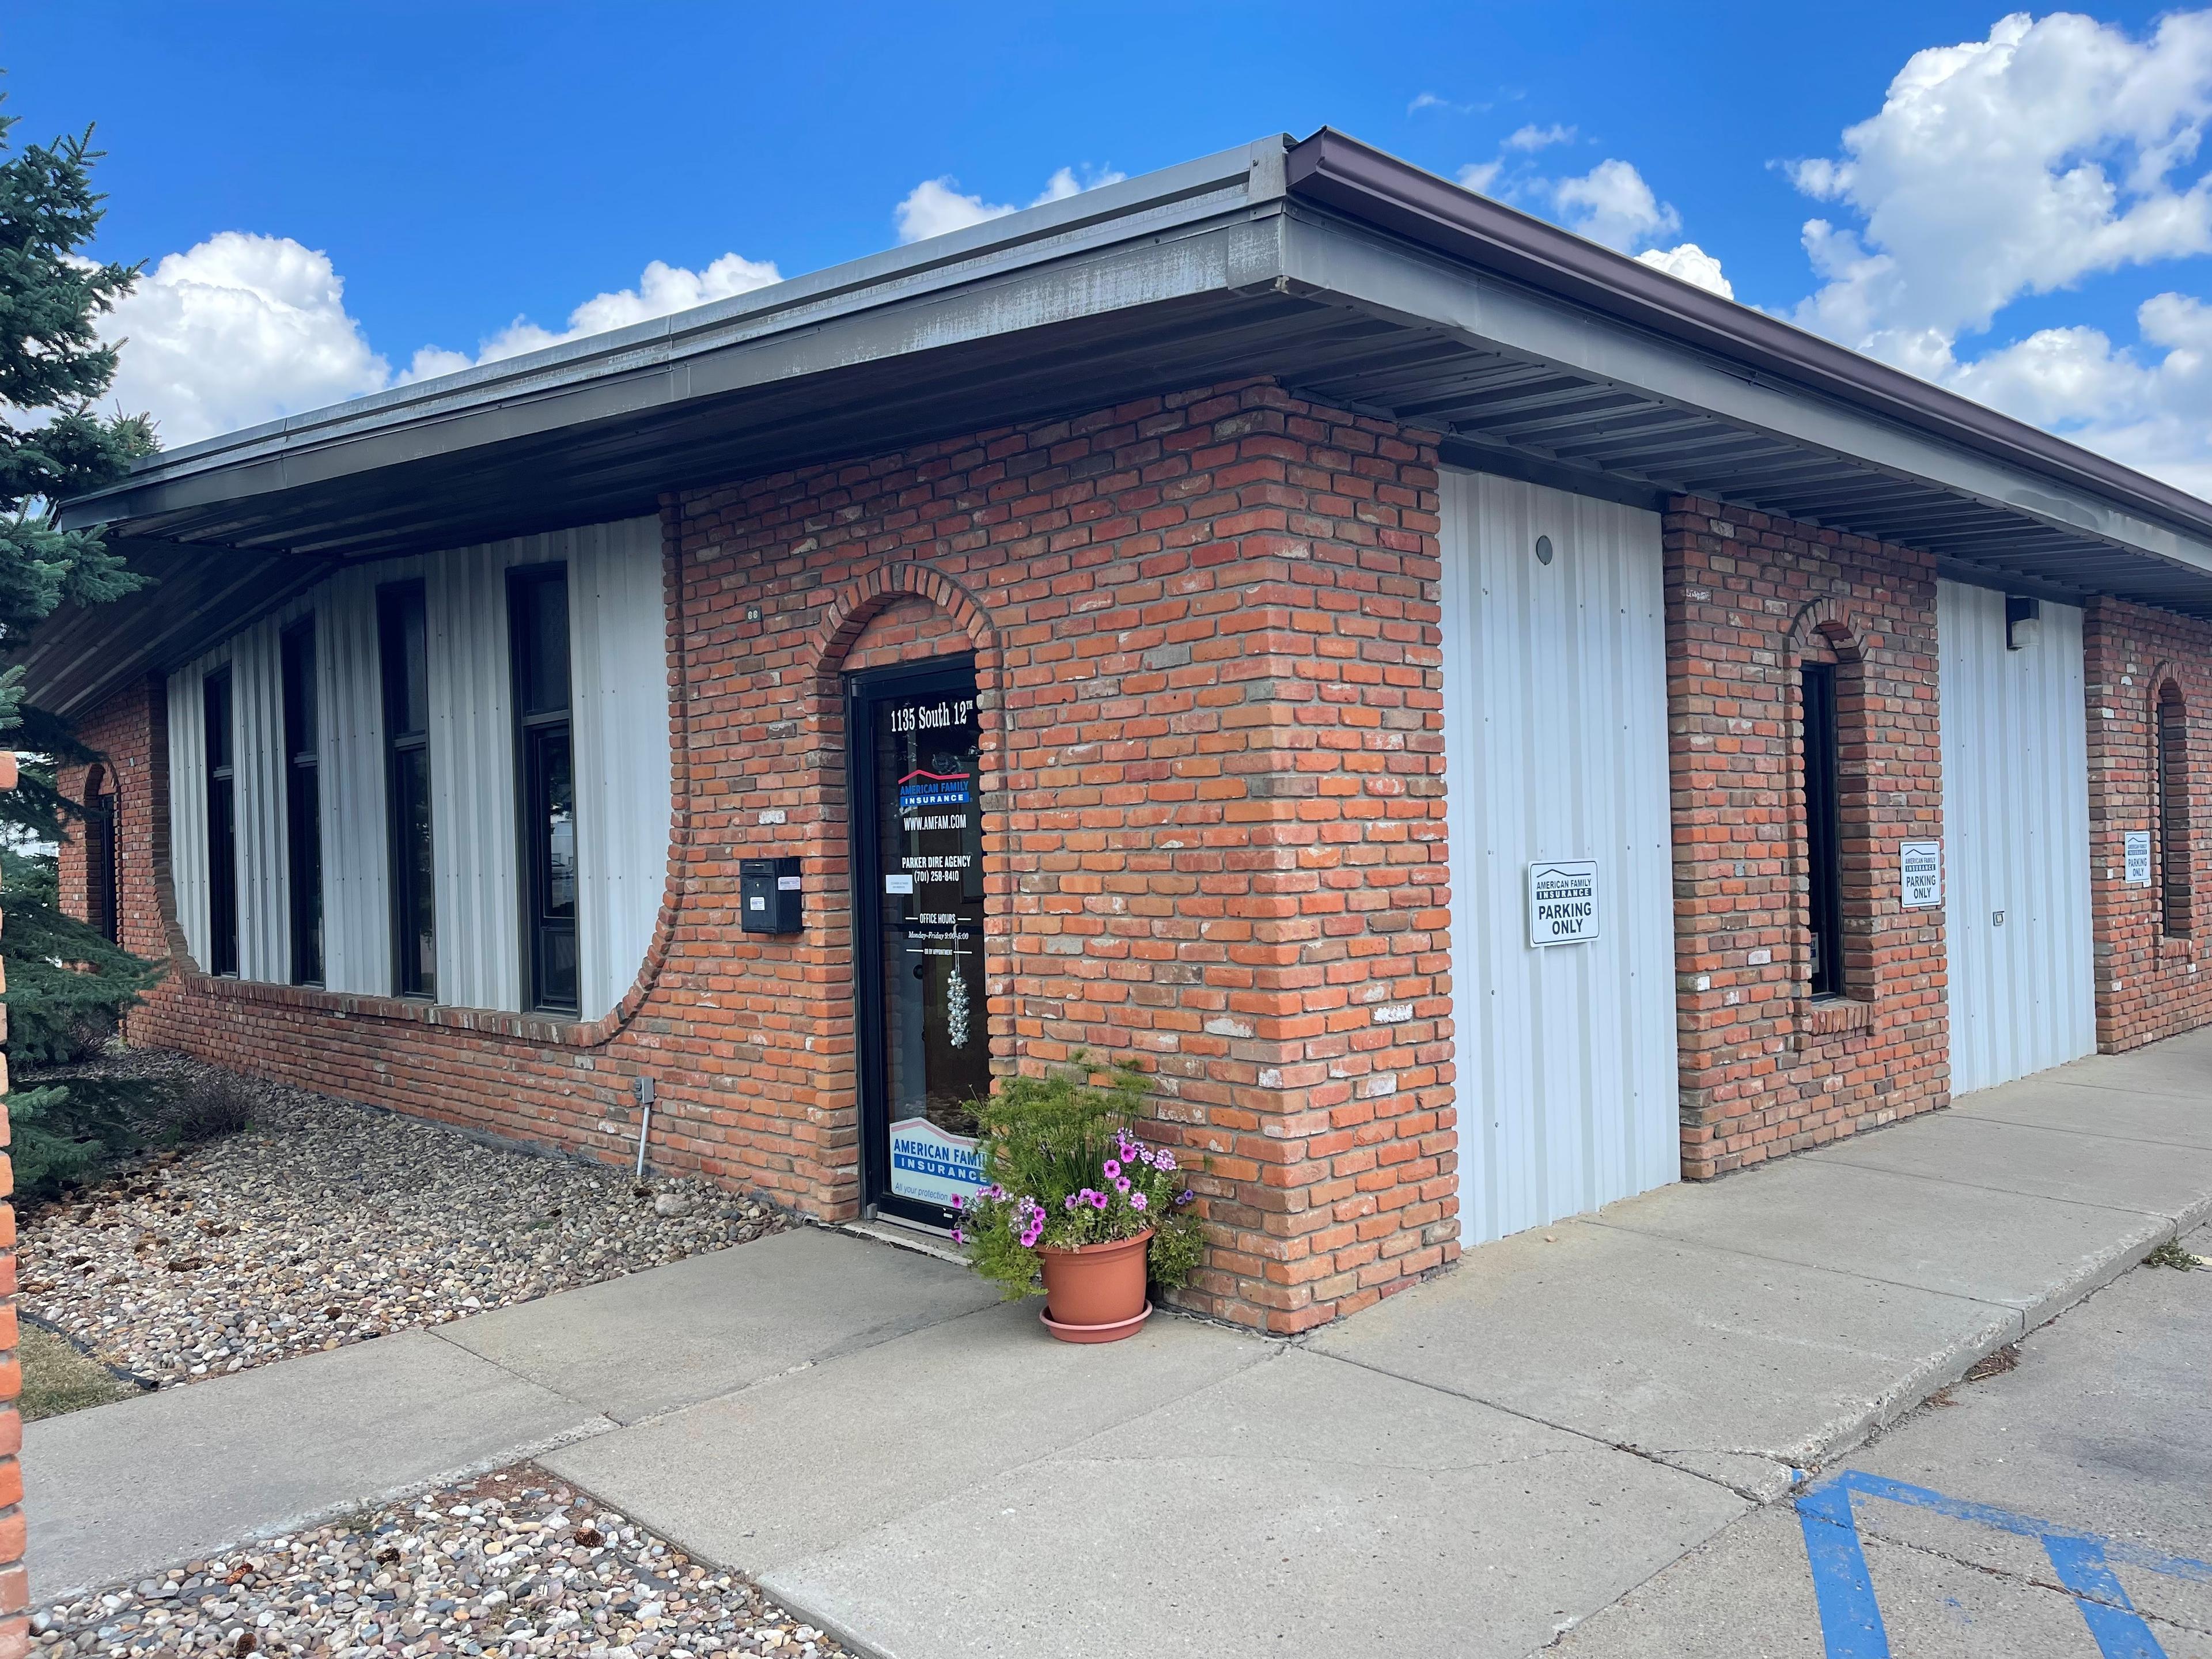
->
85;768;119;945
1802;662;1845;998
509;566;578;1014
283;620;324;986
2157;681;2192;939
204;668;239;976
379;583;437;998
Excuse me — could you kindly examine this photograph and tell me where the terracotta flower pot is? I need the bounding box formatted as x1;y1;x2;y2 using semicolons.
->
1037;1228;1153;1343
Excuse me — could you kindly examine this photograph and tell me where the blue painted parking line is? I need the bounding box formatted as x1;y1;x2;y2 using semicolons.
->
1796;1471;2212;1659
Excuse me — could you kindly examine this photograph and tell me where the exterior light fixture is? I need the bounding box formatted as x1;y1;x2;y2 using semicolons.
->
1535;534;1554;566
2005;594;2040;652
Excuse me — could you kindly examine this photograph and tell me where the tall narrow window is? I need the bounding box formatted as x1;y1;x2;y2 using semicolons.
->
509;566;577;1014
2156;682;2192;938
283;620;324;986
204;668;239;976
1802;662;1845;998
379;582;436;999
85;770;119;945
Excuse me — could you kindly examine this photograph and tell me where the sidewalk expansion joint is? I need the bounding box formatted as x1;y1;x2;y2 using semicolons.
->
1294;1345;1775;1504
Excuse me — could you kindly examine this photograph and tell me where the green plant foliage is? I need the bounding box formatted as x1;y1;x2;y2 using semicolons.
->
958;1058;1204;1300
0;84;166;1199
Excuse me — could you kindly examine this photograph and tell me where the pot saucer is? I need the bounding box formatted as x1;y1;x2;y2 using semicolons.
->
1040;1300;1153;1344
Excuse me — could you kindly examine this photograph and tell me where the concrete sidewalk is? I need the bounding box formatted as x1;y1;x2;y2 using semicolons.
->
28;1028;2212;1656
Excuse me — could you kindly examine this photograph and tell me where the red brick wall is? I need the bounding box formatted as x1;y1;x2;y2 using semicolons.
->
2084;595;2212;1050
1663;498;1949;1177
72;381;1456;1333
60;680;168;960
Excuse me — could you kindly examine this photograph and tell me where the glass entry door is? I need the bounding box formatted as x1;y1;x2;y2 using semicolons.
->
850;657;990;1225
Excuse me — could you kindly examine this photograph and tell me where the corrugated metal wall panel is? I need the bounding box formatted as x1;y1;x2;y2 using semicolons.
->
426;541;524;1012
318;559;418;995
1441;468;1680;1245
165;660;213;969
1940;579;2097;1094
156;524;666;1018
570;517;672;1020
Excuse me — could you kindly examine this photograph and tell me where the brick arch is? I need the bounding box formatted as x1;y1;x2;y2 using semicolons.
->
2148;658;2191;708
809;560;1001;692
1787;595;1869;662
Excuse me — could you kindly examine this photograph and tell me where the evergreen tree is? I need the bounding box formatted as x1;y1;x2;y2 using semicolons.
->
0;90;165;1198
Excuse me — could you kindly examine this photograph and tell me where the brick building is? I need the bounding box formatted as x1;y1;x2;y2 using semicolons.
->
28;131;2212;1332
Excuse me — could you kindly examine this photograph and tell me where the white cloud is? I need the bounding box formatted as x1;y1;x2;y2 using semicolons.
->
893;165;1126;244
1506;123;1576;152
100;237;786;446
456;252;783;368
1789;11;2212;359
1458;160;1505;195
1551;158;1682;252
1635;242;1735;298
1410;92;1485;116
100;233;389;448
1779;10;2212;497
1454;143;1736;297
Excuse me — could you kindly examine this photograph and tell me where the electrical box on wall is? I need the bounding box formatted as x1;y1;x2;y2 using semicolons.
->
740;856;804;934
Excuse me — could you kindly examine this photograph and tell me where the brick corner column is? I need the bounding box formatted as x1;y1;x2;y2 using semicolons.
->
0;748;26;1659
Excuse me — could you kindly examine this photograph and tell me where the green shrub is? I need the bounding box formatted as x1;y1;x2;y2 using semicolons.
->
958;1058;1204;1300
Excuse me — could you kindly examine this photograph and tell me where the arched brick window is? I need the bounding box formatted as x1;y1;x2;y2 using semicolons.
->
1793;604;1872;1003
2156;680;2192;938
84;763;120;945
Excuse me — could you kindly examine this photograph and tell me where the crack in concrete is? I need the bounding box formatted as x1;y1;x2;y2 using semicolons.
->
1840;1518;2212;1639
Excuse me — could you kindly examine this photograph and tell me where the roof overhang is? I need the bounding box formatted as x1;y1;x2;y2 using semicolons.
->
31;128;2212;717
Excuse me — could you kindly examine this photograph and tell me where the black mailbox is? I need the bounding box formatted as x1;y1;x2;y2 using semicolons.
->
740;856;804;934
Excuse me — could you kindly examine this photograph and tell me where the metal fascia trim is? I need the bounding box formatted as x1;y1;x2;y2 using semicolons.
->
1283;127;2212;544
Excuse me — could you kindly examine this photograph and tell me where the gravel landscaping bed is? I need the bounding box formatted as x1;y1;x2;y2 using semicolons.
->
34;1464;853;1659
22;1051;782;1388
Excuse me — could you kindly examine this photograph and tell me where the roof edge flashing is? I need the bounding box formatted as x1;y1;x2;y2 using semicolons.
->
102;135;1296;492
1284;126;2212;549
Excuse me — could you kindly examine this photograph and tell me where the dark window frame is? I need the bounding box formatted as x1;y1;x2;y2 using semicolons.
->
282;619;324;986
2156;681;2193;940
1801;661;1847;999
507;563;578;1016
378;581;437;1000
85;767;120;946
204;666;239;976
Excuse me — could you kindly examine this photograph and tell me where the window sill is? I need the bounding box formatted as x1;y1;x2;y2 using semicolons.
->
1798;995;1876;1044
177;968;618;1048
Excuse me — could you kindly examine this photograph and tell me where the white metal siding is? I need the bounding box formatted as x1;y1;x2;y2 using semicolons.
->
427;543;524;1013
318;559;415;995
1440;469;1680;1244
571;518;673;1019
1940;579;2096;1094
158;521;666;1020
165;661;213;969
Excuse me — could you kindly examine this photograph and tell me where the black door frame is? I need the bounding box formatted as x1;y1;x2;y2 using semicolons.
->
847;653;981;1228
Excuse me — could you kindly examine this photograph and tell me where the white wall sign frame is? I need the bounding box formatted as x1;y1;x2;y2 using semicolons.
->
2124;831;2153;887
1900;839;1943;910
1527;859;1601;946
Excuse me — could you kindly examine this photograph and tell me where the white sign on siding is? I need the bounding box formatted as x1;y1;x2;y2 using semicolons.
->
2125;831;2153;886
1900;840;1943;910
1528;860;1601;946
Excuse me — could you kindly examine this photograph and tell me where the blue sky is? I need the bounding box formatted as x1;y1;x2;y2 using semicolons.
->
13;3;2212;491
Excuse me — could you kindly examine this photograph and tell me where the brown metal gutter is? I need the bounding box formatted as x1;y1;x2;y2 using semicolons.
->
1284;127;2212;543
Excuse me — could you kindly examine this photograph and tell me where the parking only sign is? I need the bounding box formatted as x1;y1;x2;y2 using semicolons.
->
2125;831;2153;886
1528;859;1601;946
1900;840;1942;910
